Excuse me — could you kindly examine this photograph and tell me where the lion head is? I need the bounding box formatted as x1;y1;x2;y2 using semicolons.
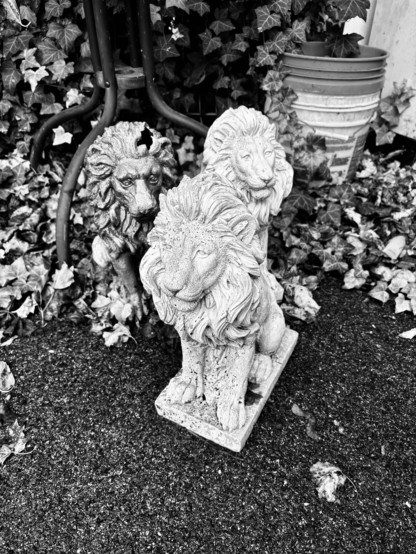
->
140;172;266;347
85;121;176;264
203;106;293;227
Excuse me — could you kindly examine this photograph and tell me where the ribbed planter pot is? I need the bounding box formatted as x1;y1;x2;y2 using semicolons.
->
282;42;388;180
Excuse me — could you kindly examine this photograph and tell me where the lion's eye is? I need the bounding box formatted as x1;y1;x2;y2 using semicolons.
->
122;178;133;188
264;150;274;157
148;175;159;185
241;153;251;160
195;249;210;258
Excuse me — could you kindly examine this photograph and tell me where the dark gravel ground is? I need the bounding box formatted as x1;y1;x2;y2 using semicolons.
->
0;276;415;554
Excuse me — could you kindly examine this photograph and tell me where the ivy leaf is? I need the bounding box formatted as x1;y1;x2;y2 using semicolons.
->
1;61;22;94
375;123;395;146
47;22;83;53
52;262;74;289
188;0;210;16
261;69;284;92
270;0;291;17
40;99;64;115
154;36;180;62
199;30;222;55
23;66;49;93
291;0;310;15
19;47;40;72
19;6;37;26
0;99;13;116
48;59;74;81
318;203;342;227
37;38;67;64
52;126;73;146
166;0;189;12
327;33;362;57
256;45;277;67
65;88;85;108
213;75;231;89
103;322;133;347
332;0;370;22
368;281;390;303
343;266;369;289
232;34;250;53
3;30;33;57
220;42;241;65
210;19;235;35
285;189;316;214
45;0;71;20
149;4;161;24
289;19;308;43
2;0;30;27
25;265;50;294
230;78;247;100
265;30;288;54
255;6;281;32
13;295;37;319
0;121;10;134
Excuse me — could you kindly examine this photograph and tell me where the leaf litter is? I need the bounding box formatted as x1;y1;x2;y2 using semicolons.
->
310;461;347;503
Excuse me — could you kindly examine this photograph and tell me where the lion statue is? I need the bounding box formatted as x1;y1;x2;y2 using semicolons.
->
203;106;294;251
85;121;177;320
140;172;286;432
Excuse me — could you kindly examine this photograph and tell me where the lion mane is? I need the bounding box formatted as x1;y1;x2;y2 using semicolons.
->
140;172;267;347
85;121;176;264
203;106;293;228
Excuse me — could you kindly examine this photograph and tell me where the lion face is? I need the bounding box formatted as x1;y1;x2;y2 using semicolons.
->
229;137;279;200
111;157;164;219
158;221;227;313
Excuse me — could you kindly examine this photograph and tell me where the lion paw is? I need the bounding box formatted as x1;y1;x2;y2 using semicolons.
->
248;353;273;384
217;393;246;432
165;375;203;404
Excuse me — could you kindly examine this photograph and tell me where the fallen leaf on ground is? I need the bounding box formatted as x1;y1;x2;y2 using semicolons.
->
399;328;416;339
0;361;15;393
310;461;346;502
52;262;74;290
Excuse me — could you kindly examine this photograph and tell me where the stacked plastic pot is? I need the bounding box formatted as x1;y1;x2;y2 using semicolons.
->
282;42;388;180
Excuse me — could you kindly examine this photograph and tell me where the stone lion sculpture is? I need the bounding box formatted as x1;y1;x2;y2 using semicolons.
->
140;172;286;432
85;121;176;320
203;106;294;251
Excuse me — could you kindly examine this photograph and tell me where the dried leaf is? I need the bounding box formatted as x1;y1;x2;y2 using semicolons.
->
0;362;15;393
52;263;74;290
310;461;346;503
399;328;416;339
52;126;73;146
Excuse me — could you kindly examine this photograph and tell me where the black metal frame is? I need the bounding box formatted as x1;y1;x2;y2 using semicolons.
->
30;0;208;266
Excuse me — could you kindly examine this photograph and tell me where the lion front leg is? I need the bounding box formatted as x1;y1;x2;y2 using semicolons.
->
113;252;148;323
165;338;206;404
216;343;255;432
257;291;285;356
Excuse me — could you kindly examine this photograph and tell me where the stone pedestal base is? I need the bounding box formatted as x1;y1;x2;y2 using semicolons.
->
155;328;298;452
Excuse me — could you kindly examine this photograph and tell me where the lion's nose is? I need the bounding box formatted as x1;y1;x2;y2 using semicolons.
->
162;277;183;295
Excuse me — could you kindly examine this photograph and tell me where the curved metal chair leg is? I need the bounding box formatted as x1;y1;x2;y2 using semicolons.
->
30;85;102;170
56;87;117;266
137;0;208;138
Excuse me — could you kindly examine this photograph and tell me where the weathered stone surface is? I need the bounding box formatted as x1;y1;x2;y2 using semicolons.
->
140;107;296;449
85;121;176;320
155;328;298;452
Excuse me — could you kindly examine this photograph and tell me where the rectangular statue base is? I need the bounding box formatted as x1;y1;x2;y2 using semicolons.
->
155;328;298;452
